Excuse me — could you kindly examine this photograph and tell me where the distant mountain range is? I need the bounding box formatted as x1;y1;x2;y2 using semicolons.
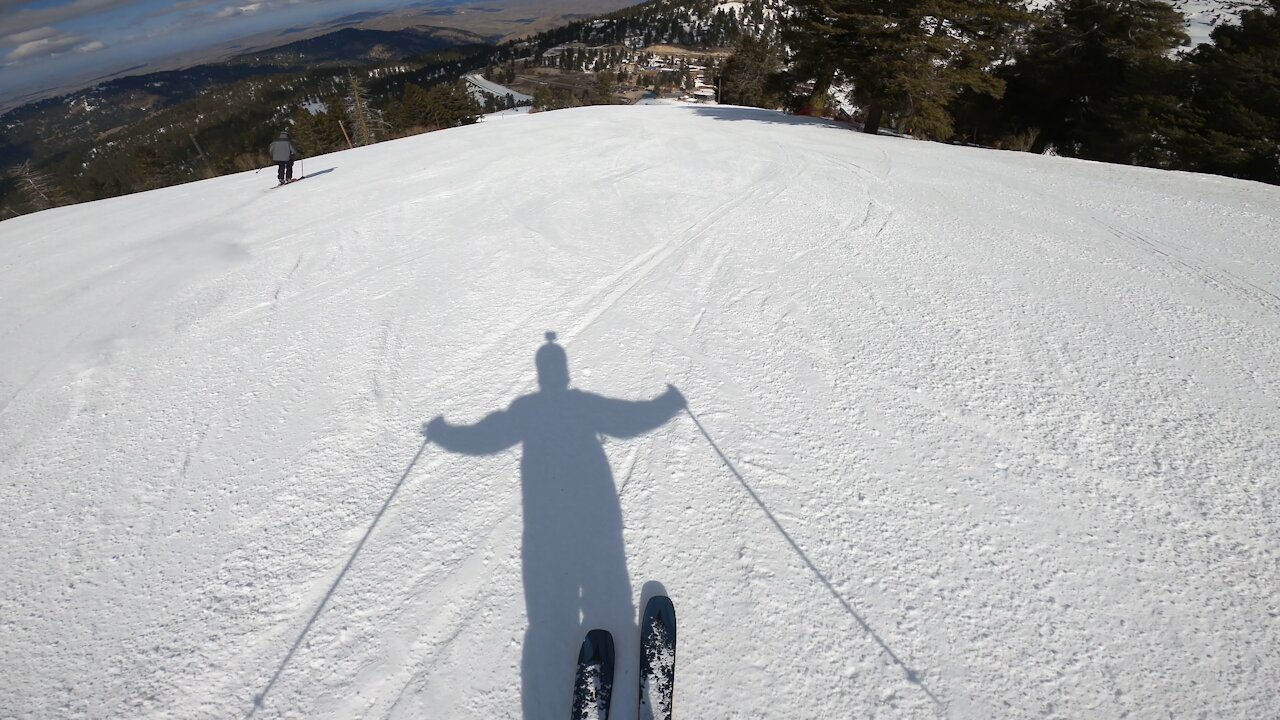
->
228;26;490;67
0;24;496;173
0;0;644;173
0;0;634;114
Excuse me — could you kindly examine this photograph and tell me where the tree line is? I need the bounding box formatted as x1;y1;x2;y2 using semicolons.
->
1;48;489;217
3;0;1275;217
719;0;1279;185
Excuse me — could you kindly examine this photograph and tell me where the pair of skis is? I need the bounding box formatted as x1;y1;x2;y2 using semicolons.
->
572;594;677;720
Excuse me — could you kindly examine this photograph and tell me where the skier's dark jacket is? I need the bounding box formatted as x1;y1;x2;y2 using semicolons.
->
268;134;299;162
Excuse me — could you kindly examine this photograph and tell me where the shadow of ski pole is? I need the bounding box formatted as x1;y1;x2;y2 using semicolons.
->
683;407;946;711
243;437;430;718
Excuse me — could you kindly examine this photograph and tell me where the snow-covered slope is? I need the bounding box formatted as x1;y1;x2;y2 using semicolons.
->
2;105;1277;719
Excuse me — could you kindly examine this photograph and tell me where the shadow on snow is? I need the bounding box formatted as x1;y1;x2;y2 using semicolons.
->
244;330;946;716
687;104;851;130
426;331;685;719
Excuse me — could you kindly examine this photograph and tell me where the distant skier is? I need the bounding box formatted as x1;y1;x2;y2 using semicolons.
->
268;130;300;185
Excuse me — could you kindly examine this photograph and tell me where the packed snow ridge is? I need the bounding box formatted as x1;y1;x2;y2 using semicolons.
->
1;104;1277;719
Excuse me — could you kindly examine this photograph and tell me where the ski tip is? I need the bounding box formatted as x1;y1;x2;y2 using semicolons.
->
579;628;615;665
642;595;676;643
643;594;675;619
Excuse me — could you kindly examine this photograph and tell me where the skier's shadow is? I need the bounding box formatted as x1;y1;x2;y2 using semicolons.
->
424;332;685;718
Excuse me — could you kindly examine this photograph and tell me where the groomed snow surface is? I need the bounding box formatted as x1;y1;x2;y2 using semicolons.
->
2;105;1277;719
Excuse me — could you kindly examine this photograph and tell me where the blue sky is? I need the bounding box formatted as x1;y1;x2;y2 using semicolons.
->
0;0;426;105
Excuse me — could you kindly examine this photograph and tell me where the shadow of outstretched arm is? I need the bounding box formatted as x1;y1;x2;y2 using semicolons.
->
424;409;521;455
588;384;686;438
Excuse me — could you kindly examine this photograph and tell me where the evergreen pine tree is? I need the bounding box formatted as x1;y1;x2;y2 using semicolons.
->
782;0;849;114
786;0;1031;137
132;146;171;191
533;84;556;111
1000;0;1190;159
290;105;346;155
720;36;783;108
593;71;615;104
1179;0;1280;183
420;81;483;128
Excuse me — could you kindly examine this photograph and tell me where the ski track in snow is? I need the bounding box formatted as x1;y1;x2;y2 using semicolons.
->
1;105;1278;719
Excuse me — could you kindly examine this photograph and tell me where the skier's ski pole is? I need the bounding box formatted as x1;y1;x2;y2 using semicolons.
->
682;406;943;707
245;436;429;717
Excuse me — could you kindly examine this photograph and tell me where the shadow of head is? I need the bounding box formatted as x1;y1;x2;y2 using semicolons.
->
536;331;569;392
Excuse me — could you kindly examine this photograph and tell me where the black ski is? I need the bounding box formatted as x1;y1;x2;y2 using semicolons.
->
571;628;615;720
638;595;676;720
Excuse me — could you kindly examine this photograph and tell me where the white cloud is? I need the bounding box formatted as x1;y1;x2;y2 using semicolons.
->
0;0;134;38
215;2;263;18
1;26;62;46
2;27;82;63
75;40;105;53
